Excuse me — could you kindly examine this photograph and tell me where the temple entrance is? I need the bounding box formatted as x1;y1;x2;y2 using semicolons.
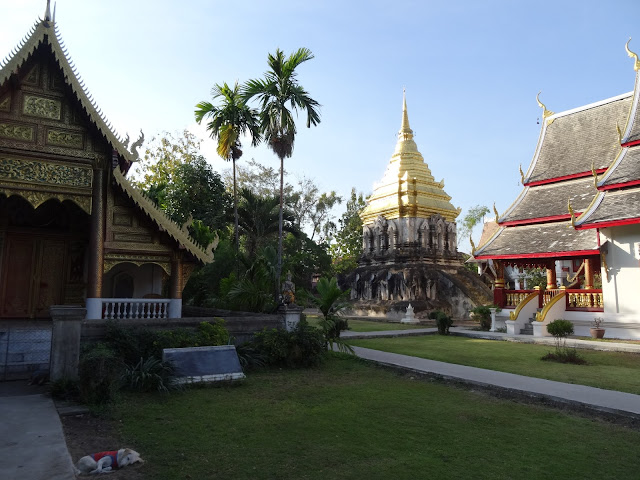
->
0;195;90;319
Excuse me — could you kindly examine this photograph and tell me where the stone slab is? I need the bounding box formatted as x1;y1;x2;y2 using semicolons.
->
163;345;245;383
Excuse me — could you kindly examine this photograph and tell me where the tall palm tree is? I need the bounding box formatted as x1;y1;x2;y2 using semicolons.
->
195;81;260;253
243;48;321;298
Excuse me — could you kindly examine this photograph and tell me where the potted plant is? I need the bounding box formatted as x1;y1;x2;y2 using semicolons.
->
590;317;605;339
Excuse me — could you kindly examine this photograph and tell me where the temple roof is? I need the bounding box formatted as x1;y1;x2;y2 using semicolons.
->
621;42;640;146
575;188;640;229
474;222;599;259
598;146;640;187
500;177;596;224
0;11;213;264
360;92;460;224
0;17;136;168
523;93;631;184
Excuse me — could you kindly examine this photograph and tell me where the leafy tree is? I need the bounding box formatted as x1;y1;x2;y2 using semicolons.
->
331;188;367;274
133;131;230;243
195;82;261;253
225;158;292;199
237;188;298;258
244;47;321;293
459;205;490;243
283;232;332;291
305;277;352;352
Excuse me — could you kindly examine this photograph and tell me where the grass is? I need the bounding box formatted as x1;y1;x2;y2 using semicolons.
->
114;355;640;480
306;315;432;332
347;335;640;394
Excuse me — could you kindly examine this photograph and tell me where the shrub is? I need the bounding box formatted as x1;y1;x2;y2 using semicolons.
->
121;357;175;393
429;310;453;335
50;377;80;402
78;343;124;405
252;319;326;368
471;305;492;330
543;319;584;364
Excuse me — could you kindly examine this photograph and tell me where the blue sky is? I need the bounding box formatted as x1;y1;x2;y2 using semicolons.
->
2;1;640;251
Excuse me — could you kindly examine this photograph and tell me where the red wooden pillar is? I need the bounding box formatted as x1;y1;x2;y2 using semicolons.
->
546;262;557;290
493;260;506;307
584;257;594;289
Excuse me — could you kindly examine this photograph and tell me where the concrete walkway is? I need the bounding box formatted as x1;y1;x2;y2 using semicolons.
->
0;382;76;480
343;328;640;419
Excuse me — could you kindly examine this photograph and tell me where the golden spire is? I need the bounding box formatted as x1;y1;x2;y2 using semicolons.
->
399;88;413;141
625;38;640;71
536;92;555;125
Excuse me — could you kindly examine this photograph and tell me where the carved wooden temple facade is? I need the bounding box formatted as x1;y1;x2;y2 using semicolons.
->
0;8;213;321
473;41;640;339
347;93;491;319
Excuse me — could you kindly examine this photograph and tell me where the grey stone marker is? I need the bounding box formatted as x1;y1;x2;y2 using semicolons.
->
162;345;245;384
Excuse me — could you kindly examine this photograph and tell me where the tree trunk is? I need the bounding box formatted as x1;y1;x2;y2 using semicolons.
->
233;158;239;253
276;154;284;304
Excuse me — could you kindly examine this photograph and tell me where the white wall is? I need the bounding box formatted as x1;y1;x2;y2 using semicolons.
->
601;225;640;317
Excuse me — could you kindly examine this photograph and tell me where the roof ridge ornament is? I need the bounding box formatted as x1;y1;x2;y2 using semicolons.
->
590;161;599;190
44;0;52;21
567;199;576;227
616;121;623;144
469;234;476;256
625;38;640;71
519;164;525;184
493;202;500;225
536;92;555;126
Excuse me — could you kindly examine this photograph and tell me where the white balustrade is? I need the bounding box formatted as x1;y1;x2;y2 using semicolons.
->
101;298;170;320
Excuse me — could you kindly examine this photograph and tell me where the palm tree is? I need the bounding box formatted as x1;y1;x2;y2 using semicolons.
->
243;48;321;299
195;81;260;254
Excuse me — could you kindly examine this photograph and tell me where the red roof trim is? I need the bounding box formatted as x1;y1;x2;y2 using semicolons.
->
525;169;607;187
500;214;575;227
576;217;640;230
475;249;599;260
600;178;640;191
621;139;640;148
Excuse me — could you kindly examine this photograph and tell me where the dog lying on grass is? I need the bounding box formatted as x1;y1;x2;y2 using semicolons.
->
74;448;143;475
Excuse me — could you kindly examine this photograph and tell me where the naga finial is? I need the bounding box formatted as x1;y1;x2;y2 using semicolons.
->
536;91;555;125
44;0;52;21
493;202;500;225
469;234;476;256
519;164;525;184
130;129;145;162
625;38;640;71
568;199;576;227
616;121;623;145
181;213;194;234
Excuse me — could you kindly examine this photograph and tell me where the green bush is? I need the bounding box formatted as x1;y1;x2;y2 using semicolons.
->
78;343;124;405
471;305;492;330
121;357;175;393
49;377;80;402
543;319;584;364
430;310;453;335
252;319;326;368
546;319;574;338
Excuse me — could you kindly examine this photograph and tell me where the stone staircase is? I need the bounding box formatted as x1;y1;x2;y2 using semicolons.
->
519;309;541;335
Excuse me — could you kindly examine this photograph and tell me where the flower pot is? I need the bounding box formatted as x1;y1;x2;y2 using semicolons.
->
590;328;605;339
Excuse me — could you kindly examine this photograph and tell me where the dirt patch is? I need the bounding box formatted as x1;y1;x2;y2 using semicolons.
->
61;413;145;479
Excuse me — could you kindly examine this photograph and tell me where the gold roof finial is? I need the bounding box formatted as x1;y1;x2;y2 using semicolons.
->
399;88;413;140
493;202;500;225
568;199;576;227
616;121;623;144
625;38;640;71
519;164;525;184
536;92;555;125
470;234;476;256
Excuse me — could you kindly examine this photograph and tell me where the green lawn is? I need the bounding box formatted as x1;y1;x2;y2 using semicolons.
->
348;335;640;394
306;315;432;332
115;355;640;480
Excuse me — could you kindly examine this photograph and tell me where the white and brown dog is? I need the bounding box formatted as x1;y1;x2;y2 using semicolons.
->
74;448;143;475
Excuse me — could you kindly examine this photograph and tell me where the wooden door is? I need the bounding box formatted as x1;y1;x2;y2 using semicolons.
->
0;234;66;318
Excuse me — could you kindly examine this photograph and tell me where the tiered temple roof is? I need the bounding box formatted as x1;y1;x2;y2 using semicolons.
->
474;92;632;260
360;92;460;225
575;42;640;231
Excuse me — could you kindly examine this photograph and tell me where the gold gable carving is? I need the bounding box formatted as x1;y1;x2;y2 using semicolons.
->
0;186;91;214
0;123;35;142
22;94;61;120
0;95;10;112
47;129;84;149
0;156;92;189
103;253;171;275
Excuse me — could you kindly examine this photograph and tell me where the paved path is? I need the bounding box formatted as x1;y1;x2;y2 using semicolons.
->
344;329;640;418
0;383;76;480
